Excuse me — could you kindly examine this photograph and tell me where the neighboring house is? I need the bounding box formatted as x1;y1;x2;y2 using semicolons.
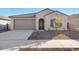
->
0;16;11;30
69;14;79;30
9;8;68;31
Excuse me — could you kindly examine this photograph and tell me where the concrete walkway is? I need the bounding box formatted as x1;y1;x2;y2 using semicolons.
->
38;40;79;48
0;30;33;50
2;40;79;51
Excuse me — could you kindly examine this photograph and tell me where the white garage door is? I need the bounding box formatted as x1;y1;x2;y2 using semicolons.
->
14;19;35;30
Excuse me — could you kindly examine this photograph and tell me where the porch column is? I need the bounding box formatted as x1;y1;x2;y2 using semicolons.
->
36;19;39;30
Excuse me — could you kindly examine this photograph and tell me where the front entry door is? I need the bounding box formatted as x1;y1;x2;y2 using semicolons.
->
39;19;44;30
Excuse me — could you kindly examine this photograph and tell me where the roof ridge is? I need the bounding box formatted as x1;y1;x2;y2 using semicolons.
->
9;12;36;17
37;8;55;14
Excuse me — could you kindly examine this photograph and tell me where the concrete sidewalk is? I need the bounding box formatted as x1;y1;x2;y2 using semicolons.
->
2;40;79;51
38;40;79;48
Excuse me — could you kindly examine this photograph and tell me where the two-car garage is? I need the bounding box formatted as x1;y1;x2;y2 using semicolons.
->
14;18;35;30
9;13;36;30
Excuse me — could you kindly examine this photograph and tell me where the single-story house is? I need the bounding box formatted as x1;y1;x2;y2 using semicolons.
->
9;8;69;31
0;16;11;30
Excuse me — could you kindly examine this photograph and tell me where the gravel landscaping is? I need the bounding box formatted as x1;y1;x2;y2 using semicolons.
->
28;31;79;40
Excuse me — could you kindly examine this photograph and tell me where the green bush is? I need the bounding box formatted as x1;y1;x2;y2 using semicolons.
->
54;17;63;32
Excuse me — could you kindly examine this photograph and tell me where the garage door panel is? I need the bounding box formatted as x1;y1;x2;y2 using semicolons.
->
15;19;35;30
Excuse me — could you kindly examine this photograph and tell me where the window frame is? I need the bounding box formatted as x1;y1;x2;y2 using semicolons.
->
50;19;55;27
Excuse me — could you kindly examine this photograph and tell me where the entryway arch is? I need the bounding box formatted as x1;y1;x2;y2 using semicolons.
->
39;18;44;30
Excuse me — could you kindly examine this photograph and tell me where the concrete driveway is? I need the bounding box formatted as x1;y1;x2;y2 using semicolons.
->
0;30;33;50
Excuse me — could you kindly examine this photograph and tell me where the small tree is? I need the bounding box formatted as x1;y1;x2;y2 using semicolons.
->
54;17;63;33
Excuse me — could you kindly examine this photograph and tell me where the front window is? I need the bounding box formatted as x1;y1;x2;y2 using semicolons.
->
50;19;55;27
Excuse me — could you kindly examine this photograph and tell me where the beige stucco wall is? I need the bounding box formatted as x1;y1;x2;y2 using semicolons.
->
45;12;68;30
35;9;53;30
69;15;79;30
36;10;68;30
9;18;14;30
14;18;35;30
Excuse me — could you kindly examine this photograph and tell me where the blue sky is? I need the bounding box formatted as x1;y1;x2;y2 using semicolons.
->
0;8;79;16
